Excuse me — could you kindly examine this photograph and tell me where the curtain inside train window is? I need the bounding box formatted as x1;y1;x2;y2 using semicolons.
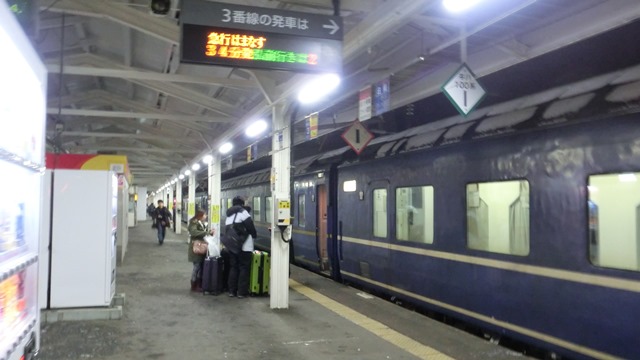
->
588;173;640;271
265;196;273;225
298;194;306;227
396;186;434;244
253;197;261;222
466;180;530;256
373;188;387;238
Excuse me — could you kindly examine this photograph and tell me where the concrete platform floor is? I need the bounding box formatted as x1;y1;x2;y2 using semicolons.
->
39;223;531;360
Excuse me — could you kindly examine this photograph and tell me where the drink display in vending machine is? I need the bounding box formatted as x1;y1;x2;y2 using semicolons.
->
0;2;47;360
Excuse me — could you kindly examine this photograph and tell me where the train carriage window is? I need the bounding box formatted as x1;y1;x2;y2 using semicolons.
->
588;173;640;271
265;196;273;224
466;180;530;256
373;189;388;238
253;197;261;222
298;194;306;227
396;186;434;244
227;198;232;210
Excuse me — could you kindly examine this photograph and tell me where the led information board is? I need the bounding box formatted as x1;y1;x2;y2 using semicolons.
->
180;0;342;73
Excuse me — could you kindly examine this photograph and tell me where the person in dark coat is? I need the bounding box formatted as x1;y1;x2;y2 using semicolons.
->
153;200;172;245
225;196;257;299
188;210;212;292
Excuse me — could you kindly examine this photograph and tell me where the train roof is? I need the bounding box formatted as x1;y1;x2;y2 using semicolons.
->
302;64;640;169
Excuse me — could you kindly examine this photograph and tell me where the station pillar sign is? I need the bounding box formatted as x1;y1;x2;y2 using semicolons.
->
441;63;486;116
341;120;374;155
180;0;342;73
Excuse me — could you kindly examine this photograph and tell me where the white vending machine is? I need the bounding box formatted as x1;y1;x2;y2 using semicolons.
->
47;170;118;308
0;4;47;360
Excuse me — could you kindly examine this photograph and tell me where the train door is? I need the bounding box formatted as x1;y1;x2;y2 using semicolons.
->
317;184;330;275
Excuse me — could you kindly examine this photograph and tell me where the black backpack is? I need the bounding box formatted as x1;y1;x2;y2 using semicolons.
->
221;213;248;255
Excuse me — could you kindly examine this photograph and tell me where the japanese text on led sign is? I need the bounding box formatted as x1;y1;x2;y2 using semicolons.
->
204;31;319;66
220;8;310;30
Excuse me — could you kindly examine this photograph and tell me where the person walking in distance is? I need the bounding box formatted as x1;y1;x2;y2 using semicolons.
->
187;210;213;292
154;200;172;245
226;196;257;299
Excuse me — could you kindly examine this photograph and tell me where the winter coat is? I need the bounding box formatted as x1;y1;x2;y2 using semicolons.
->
224;205;257;252
154;207;172;228
188;219;207;263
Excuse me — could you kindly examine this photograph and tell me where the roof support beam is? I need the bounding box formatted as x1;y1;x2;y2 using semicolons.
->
41;0;179;44
46;65;256;88
67;146;198;154
47;108;233;123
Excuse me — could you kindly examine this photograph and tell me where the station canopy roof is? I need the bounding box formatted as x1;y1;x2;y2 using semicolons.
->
35;0;640;189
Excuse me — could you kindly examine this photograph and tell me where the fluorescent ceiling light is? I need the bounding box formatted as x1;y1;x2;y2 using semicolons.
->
619;173;637;182
202;154;213;164
191;163;201;171
298;73;341;104
178;174;185;180
184;169;191;176
245;120;268;138
219;142;233;154
442;0;482;12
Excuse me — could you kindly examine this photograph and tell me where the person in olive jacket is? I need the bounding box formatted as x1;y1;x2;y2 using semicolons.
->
188;210;213;292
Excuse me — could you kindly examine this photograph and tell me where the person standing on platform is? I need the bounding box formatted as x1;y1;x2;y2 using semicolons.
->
226;196;257;299
188;210;213;292
154;200;172;245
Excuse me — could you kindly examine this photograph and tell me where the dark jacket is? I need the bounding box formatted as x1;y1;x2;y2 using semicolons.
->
154;207;172;228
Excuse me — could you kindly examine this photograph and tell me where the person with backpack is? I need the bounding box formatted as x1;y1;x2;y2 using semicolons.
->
153;200;172;245
224;196;257;299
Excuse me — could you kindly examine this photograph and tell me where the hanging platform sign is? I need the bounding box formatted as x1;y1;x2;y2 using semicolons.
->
180;0;342;73
341;120;374;155
441;63;486;116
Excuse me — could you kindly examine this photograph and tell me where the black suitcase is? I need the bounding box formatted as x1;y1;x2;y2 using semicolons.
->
202;256;224;295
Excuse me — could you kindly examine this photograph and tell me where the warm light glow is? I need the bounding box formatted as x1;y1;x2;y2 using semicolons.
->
298;73;341;104
219;142;233;154
202;154;213;164
443;0;483;12
245;120;268;138
191;163;201;171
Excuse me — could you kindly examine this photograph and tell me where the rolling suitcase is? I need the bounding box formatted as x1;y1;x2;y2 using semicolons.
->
249;250;270;295
202;256;224;295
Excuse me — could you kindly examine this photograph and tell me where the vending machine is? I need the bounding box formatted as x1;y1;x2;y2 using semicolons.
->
0;3;47;359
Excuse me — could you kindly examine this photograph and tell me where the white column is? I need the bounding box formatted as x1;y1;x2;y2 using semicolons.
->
188;171;196;221
168;183;174;227
175;179;182;234
270;102;291;309
136;187;147;221
209;155;222;247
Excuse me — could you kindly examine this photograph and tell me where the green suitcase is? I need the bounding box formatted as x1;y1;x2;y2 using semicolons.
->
249;250;270;295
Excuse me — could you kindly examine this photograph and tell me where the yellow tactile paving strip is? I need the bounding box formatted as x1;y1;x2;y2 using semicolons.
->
290;279;455;360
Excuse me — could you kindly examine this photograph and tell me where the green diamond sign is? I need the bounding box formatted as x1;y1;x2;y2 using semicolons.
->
441;63;486;116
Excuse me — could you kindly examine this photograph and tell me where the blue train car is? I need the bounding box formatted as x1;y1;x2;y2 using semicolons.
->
220;66;640;359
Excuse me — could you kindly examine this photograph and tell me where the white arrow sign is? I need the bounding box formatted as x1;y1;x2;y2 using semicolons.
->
323;19;340;35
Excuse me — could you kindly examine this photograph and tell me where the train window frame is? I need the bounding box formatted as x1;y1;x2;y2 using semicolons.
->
253;197;261;222
587;172;640;272
395;185;434;245
298;194;306;227
465;179;530;256
265;196;273;224
373;188;388;238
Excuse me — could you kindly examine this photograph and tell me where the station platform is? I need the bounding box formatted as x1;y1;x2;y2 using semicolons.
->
39;223;531;360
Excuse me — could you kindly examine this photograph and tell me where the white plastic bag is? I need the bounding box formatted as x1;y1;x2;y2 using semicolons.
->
204;235;220;257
